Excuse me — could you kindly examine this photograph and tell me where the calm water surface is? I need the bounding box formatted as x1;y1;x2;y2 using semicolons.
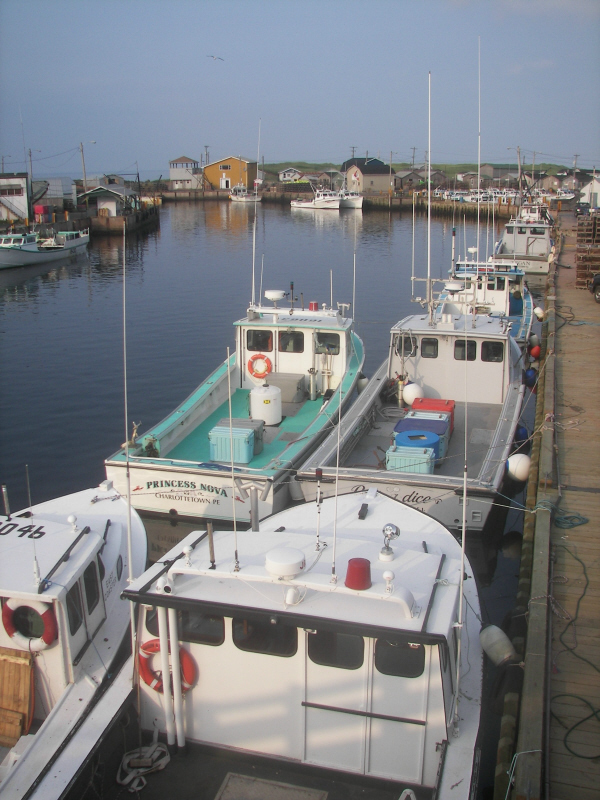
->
1;202;469;510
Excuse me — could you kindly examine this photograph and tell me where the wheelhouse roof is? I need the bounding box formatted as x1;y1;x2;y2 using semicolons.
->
392;312;512;338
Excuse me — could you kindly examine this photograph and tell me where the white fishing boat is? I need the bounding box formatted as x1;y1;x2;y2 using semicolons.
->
229;183;260;203
123;488;483;799
105;288;365;524
338;184;363;209
0;229;90;269
291;187;340;209
438;247;535;344
494;203;555;275
0;481;147;799
297;309;525;537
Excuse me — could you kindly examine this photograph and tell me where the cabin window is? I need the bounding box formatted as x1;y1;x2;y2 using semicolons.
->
145;608;225;646
116;554;123;581
278;331;304;353
314;332;340;355
454;340;476;361
66;583;84;636
394;334;417;357
233;617;297;657
247;329;273;352
506;227;514;234
517;227;527;234
375;639;425;678
530;227;545;236
83;562;100;614
307;630;364;670
496;277;506;290
421;338;438;358
481;341;504;363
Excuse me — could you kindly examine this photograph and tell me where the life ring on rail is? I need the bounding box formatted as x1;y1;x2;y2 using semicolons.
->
138;638;196;694
248;353;272;379
2;598;58;652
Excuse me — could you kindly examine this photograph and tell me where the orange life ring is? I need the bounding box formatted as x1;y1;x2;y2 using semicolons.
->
248;353;272;379
2;598;58;652
138;638;196;694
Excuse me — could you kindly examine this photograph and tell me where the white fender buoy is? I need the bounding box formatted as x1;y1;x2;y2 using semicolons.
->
402;382;424;405
533;306;544;320
529;333;540;348
480;624;517;666
507;453;531;482
357;374;369;394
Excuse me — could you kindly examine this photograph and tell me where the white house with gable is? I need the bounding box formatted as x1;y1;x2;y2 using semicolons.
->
169;156;203;190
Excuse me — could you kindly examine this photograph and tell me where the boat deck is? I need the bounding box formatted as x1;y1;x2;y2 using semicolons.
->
163;389;329;469
342;400;503;480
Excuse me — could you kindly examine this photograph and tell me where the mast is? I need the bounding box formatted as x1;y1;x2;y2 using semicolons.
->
427;72;432;323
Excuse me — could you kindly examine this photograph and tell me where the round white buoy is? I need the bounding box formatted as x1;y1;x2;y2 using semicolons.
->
529;333;540;348
507;453;531;482
480;624;517;666
402;382;424;405
357;374;369;394
533;307;544;320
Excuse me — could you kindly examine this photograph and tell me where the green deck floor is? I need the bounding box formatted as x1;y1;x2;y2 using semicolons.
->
166;389;327;468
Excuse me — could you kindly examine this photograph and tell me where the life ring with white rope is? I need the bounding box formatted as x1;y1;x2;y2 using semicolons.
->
248;353;272;379
138;638;196;693
2;598;58;652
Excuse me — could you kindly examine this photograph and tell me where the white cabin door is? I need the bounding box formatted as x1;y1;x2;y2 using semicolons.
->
365;639;431;782
303;630;370;773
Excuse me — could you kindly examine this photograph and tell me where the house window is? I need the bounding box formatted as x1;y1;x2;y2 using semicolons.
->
220;165;231;170
233;617;297;657
308;630;364;670
421;338;438;358
454;340;476;361
247;329;273;352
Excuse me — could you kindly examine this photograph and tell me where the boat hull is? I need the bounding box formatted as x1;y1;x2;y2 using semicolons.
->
0;236;89;269
339;194;363;209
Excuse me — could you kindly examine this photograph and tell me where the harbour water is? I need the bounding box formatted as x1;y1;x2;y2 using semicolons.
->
0;202;468;512
0;202;526;798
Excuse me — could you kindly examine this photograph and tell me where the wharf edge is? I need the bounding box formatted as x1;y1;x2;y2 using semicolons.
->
494;211;600;800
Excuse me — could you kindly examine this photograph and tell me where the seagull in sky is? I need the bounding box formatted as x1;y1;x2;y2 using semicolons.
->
207;55;224;61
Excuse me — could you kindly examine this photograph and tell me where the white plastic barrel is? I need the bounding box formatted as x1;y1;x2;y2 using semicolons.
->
250;383;282;425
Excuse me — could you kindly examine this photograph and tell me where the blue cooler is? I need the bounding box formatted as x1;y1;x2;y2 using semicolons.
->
401;411;451;459
386;445;436;474
209;426;254;463
394;429;441;461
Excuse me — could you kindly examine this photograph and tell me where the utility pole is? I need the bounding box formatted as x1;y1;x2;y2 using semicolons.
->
573;154;580;191
1;155;11;173
411;147;417;168
204;145;210;166
79;142;88;194
350;146;356;158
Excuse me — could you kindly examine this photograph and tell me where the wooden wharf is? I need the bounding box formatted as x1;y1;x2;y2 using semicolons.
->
498;211;600;800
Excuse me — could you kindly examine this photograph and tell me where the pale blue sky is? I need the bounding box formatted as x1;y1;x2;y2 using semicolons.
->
1;0;598;179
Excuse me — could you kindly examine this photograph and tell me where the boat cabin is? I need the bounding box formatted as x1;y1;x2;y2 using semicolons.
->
496;203;553;259
125;489;474;793
389;313;514;406
0;233;38;248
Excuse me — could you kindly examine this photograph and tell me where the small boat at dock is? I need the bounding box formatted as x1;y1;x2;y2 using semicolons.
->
494;203;555;275
123;488;482;799
105;289;365;524
0;229;89;269
291;186;340;209
229;183;260;203
0;481;147;799
438;252;535;344
296;308;525;537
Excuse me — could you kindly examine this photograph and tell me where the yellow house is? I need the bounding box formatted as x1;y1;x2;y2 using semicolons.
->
204;156;257;190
